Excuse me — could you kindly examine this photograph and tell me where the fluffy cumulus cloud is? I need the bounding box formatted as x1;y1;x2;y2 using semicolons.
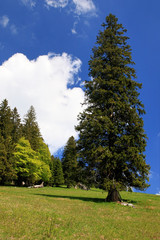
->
0;53;84;153
0;15;9;28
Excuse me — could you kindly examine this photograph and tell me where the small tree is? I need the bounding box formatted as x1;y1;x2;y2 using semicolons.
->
76;14;150;202
62;136;77;188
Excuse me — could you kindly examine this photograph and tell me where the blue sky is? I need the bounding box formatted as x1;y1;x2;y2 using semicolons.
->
0;0;160;195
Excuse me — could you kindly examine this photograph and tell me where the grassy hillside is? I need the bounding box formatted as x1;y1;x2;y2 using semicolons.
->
0;186;160;240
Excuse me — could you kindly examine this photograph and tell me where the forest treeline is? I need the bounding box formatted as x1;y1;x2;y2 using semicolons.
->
0;99;79;187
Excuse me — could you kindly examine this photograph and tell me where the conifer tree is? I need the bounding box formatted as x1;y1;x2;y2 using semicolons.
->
76;14;150;201
0;100;16;183
0;137;9;184
51;156;64;187
23;106;41;151
11;107;22;144
0;99;13;140
62;136;77;188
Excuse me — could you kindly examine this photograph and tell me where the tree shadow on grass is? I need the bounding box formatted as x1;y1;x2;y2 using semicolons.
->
33;193;138;204
33;193;106;203
33;190;139;204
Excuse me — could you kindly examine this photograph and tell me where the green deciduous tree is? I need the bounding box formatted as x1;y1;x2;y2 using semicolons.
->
14;137;51;185
76;14;150;202
40;162;52;183
14;137;41;185
38;138;51;165
62;136;78;188
38;138;52;184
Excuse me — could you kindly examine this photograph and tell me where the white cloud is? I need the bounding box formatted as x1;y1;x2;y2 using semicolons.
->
0;16;17;35
72;0;96;15
156;192;160;196
45;0;96;15
0;53;84;153
71;28;77;34
71;20;78;34
10;25;18;35
45;0;68;8
0;15;9;28
20;0;36;8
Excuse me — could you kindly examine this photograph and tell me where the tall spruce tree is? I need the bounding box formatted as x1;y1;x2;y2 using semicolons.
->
23;106;41;151
62;136;77;188
76;14;150;202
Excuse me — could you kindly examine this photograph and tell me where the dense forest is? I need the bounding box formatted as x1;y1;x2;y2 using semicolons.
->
0;99;78;187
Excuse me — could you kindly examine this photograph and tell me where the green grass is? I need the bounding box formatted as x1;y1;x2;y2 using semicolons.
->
0;186;160;240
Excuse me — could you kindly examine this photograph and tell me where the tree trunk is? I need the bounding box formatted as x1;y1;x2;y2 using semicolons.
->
106;188;122;202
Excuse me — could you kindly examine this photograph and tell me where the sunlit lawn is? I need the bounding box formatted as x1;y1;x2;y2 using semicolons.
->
0;186;160;239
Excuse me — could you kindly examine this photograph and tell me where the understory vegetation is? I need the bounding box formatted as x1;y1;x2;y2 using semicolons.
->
0;186;160;240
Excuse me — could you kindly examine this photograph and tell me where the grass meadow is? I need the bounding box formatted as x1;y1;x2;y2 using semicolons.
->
0;186;160;240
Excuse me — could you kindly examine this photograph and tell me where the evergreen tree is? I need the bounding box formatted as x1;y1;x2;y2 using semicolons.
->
49;155;55;186
62;136;77;188
23;106;41;151
76;14;150;202
0;137;11;184
51;156;64;187
0;99;13;140
11;107;22;144
0;100;16;184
